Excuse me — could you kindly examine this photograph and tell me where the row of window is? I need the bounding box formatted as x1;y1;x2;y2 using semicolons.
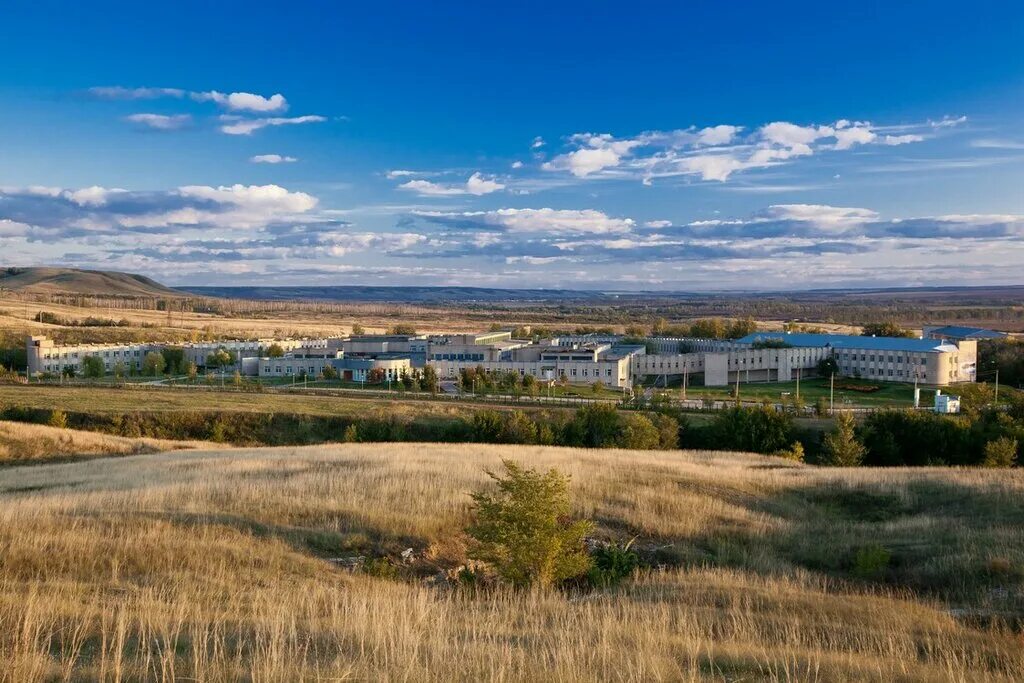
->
43;349;146;360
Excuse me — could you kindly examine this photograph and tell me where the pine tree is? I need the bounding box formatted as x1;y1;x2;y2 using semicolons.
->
821;412;866;466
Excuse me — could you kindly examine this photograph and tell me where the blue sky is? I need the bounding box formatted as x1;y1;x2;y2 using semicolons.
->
1;2;1022;290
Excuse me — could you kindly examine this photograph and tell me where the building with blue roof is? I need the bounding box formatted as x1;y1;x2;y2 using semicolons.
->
922;325;1008;342
731;332;975;385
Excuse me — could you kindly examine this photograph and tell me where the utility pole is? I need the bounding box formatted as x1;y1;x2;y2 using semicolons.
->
830;372;834;415
734;368;740;405
682;365;688;400
995;369;1000;405
796;367;801;402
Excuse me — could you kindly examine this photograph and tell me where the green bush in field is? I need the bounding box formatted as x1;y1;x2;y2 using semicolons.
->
982;437;1018;468
467;460;593;588
588;539;640;588
852;543;892;580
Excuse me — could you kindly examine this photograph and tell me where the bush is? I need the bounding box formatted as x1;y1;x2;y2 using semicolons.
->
467;460;593;588
47;409;68;429
982;437;1018;468
588;539;640;588
708;406;793;454
852;543;892;580
774;441;805;462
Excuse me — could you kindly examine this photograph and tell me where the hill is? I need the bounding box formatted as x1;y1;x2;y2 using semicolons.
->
0;442;1021;680
0;266;183;297
181;284;606;303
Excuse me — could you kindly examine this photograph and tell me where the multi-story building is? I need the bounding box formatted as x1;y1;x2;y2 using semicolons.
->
429;340;642;388
26;335;161;376
733;332;976;385
183;339;314;367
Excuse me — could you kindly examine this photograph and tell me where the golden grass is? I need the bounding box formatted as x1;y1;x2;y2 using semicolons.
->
0;443;1022;680
0;420;212;464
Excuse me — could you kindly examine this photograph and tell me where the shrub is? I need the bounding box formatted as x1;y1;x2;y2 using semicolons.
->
362;557;400;580
588;539;640;588
852;543;892;580
982;437;1018;468
774;441;805;462
47;409;68;429
467;460;593;588
709;406;793;454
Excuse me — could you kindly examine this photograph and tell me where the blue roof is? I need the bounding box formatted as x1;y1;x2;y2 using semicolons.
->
736;332;957;353
928;325;1006;339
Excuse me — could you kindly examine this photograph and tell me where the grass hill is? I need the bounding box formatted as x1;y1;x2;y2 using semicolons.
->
0;442;1021;680
0;266;182;297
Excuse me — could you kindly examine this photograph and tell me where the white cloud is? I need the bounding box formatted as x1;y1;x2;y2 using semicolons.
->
417;208;634;234
543;117;939;183
89;86;186;99
250;154;298;164
66;186;127;207
644;220;673;228
219;115;327;135
930;115;968;128
465;172;506;195
193;91;288;113
970;138;1024;150
755;204;879;229
531;136;545;149
386;170;422;179
124;113;192;130
398;172;505;196
511;160;524;169
697;125;741;145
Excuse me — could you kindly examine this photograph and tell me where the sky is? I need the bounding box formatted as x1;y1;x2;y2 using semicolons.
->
1;2;1023;291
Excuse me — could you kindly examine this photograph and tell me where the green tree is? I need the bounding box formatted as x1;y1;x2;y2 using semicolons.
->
467;461;593;588
267;343;285;358
112;361;127;379
350;323;365;336
81;355;105;378
709;406;793;454
387;323;418;335
186;361;198;381
420;364;439;393
861;321;914;338
821;412;866;466
982;437;1018;468
142;351;166;376
321;364;338;380
232;370;242;387
206;348;233;369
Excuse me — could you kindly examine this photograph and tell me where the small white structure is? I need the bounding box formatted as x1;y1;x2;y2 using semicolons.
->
933;390;961;414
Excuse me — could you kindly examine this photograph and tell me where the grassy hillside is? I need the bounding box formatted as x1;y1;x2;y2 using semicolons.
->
0;266;182;297
0;420;211;464
0;443;1021;680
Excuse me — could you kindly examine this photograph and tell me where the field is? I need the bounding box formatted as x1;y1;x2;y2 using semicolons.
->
661;378;939;408
0;442;1022;680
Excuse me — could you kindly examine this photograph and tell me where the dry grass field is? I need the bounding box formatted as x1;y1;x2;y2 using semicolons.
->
0;420;212;464
0;443;1022;681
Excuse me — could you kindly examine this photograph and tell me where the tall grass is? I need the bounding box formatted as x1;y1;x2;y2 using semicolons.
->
0;444;1022;680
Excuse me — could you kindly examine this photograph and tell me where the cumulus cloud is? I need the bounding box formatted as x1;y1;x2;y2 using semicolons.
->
191;91;288;112
124;113;192;130
219;115;327;135
250;154;298;164
90;85;288;112
541;116;945;183
398;172;505;196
